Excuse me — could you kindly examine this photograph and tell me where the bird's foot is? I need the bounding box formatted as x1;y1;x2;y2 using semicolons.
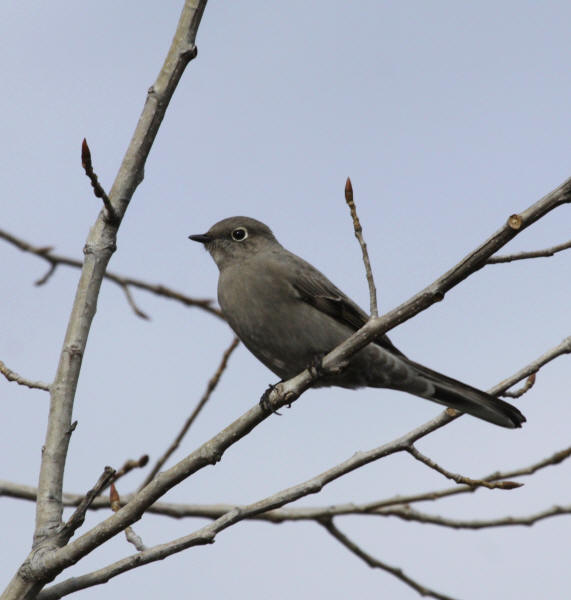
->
307;354;326;379
260;383;283;415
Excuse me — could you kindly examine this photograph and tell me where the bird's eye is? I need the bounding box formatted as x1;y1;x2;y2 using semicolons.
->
231;227;248;241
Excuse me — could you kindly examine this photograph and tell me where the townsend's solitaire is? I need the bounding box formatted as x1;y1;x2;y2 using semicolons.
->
190;217;525;428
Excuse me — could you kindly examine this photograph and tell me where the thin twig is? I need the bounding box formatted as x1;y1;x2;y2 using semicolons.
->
487;239;571;263
107;455;149;491
319;519;458;600
110;484;147;552
0;228;222;320
406;446;522;490
59;467;115;543
491;336;571;396
380;504;571;530
122;286;150;320
4;446;571;524
140;337;240;489
81;139;117;224
0;360;50;391
35;263;57;286
344;177;378;316
501;373;536;398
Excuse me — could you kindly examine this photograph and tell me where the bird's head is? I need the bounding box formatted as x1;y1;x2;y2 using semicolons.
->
189;216;279;270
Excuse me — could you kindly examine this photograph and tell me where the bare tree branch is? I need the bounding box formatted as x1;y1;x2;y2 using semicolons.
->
319;518;458;600
35;491;571;599
122;285;150;320
487;239;571;263
58;467;115;544
0;228;222;320
501;373;536;398
8;295;570;595
3;445;570;524
406;446;522;490
81;139;116;223
107;455;149;491
494;336;571;395
0;360;50;392
110;485;146;552
140;336;239;489
344;177;378;316
1;336;567;520
2;2;209;599
380;504;571;530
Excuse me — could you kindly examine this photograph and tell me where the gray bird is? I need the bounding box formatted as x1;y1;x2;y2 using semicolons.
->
190;217;525;428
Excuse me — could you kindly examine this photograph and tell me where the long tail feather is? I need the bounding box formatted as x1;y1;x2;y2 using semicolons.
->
408;360;526;428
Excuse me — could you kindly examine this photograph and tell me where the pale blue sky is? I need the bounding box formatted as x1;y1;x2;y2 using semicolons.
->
1;2;570;599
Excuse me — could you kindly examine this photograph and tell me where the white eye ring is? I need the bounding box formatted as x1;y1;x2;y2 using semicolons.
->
231;227;248;241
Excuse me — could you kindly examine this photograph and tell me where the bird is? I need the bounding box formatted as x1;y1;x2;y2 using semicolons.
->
189;216;525;429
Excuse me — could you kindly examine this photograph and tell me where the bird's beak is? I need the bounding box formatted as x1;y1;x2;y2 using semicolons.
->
188;233;212;244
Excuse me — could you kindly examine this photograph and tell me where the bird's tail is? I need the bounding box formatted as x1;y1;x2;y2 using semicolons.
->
406;360;526;429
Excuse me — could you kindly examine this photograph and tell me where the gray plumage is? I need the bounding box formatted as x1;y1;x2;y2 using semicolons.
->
189;216;525;429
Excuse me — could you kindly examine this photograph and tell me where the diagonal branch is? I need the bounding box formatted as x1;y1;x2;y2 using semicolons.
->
57;467;115;544
319;518;458;600
406;445;522;490
31;330;568;589
81;139;116;223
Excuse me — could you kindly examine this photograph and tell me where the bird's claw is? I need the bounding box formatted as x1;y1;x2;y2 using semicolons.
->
260;383;282;415
308;354;326;379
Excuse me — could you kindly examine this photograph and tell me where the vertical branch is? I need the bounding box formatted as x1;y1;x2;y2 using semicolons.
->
0;4;211;600
344;177;379;316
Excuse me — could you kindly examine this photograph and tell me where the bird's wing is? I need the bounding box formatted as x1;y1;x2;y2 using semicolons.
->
291;261;406;357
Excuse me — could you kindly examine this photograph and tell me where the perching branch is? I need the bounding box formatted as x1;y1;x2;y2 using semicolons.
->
32;332;569;597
